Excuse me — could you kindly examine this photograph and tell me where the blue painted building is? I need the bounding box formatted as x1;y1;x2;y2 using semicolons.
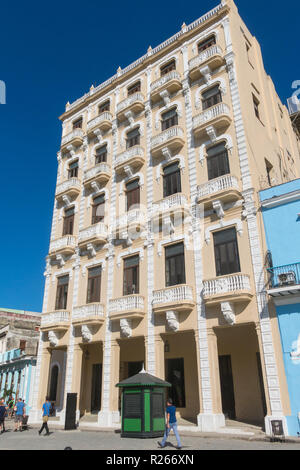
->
260;178;300;436
0;308;40;413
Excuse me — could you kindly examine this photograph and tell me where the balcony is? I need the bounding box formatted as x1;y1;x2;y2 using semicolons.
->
203;273;253;305
188;45;224;80
150;71;182;102
152;285;195;313
117;93;145;121
49;235;77;256
55;177;81;201
151;126;185;158
114;209;146;236
197;175;241;206
78;223;108;248
0;349;22;363
40;310;70;332
72;303;105;326
151;193;190;219
192;103;231;138
109;295;145;321
87;112;113;137
61;128;84;151
114;146;145;174
267;263;300;298
83;163;111;188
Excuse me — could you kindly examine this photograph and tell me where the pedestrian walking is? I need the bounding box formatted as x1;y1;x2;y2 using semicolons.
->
14;398;26;432
7;395;15;418
158;398;182;450
0;399;8;434
38;397;52;436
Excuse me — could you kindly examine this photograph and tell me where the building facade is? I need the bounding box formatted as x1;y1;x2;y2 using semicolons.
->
0;308;41;412
260;179;300;436
30;0;300;434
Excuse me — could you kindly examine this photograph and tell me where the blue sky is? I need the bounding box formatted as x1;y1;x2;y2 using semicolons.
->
0;0;299;312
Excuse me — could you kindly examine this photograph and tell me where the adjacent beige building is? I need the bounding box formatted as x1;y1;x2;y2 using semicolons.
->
30;0;300;434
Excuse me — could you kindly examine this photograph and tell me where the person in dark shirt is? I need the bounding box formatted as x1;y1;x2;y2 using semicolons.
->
158;398;182;450
0;399;8;433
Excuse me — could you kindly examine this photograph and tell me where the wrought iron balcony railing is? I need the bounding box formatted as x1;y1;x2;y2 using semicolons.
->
267;263;300;288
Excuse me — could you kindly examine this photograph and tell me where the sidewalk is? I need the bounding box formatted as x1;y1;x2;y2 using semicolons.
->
21;416;300;444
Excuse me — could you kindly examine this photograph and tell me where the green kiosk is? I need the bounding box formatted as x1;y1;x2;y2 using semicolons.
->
116;368;171;438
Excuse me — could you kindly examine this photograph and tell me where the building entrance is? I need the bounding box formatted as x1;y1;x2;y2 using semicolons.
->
91;363;102;413
165;358;186;408
218;355;236;419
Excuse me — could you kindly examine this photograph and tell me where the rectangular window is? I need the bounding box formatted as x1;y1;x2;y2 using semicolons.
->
265;159;273;186
73;118;82;129
127;82;141;96
86;266;102;303
126;128;140;149
198;35;216;53
63;207;75;235
126;179;140;211
55;275;69;310
161;108;178;131
123;255;139;295
202;85;222;110
92;194;105;224
163;162;181;197
165;242;186;287
95;145;107;164
19;340;26;351
98;101;110;113
68;160;78;178
253;95;260;119
213;228;241;277
160;60;176;76
207;143;230;180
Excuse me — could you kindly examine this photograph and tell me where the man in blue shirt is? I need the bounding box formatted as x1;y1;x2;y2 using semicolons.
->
38;397;51;436
14;398;26;432
158;398;182;450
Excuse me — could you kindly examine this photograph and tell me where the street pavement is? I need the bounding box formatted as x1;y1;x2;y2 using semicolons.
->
1;423;300;450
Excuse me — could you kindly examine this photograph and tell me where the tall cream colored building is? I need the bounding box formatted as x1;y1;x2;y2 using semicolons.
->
30;0;300;434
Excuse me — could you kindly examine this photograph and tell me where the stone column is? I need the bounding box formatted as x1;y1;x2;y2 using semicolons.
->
154;334;165;380
99;338;120;426
206;329;223;415
71;344;83;420
34;347;51;419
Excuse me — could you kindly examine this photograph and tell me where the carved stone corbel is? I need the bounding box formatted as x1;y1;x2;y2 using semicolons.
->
212;200;225;220
166;311;179;332
162;147;172;161
48;330;59;347
120;318;132;338
159;90;170;106
87;243;96;257
200;65;212;84
221;302;235;326
56;254;66;268
206;125;217;142
81;324;93;343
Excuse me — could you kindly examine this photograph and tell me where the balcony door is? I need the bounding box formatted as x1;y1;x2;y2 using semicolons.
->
213;228;241;277
207;142;230;181
86;266;102;304
202;85;222;110
63;207;75;236
55;275;69;310
126;179;140;211
123;255;139;295
165;242;186;287
163;162;181;198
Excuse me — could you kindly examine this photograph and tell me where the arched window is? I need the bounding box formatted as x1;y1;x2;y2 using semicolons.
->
98;100;110;114
202;85;222;110
126;127;140;149
95;144;107;164
126;179;140;211
68;160;78;179
160;60;176;76
49;365;59;402
161;108;178;131
198;35;216;53
127;81;141;96
92;194;105;225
